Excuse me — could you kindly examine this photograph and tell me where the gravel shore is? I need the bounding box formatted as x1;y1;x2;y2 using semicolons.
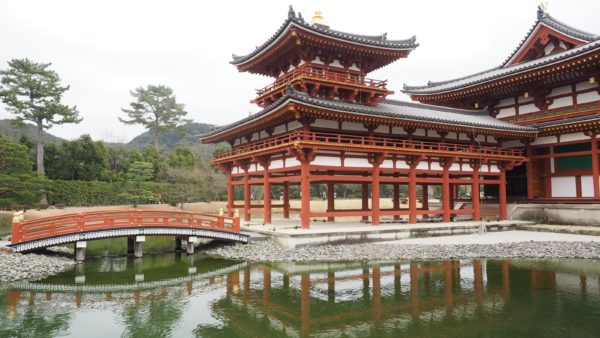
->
0;248;75;283
205;240;600;262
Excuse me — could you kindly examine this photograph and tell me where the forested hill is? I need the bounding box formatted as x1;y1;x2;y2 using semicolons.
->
0;119;65;144
127;122;217;153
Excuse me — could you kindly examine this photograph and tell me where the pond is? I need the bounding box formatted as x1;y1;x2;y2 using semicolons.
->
1;254;599;337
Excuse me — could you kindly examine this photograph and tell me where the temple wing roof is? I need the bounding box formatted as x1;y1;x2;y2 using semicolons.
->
200;88;536;142
403;10;600;95
231;6;418;66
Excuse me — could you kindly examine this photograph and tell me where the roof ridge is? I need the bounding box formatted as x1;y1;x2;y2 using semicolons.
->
403;65;501;91
382;99;488;115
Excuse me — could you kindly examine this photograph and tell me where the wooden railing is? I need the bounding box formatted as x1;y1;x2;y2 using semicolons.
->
213;130;524;159
502;101;600;124
256;66;388;97
11;209;240;244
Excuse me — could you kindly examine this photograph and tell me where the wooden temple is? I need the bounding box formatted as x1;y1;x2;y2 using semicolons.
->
404;6;600;203
201;6;542;228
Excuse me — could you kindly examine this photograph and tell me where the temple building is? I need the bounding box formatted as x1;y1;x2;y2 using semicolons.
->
201;6;599;228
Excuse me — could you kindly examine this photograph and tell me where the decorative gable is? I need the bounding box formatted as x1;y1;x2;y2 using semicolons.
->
507;24;585;66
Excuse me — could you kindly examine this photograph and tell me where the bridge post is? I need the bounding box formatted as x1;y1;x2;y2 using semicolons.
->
175;238;183;251
134;236;145;258
75;241;86;262
186;236;197;255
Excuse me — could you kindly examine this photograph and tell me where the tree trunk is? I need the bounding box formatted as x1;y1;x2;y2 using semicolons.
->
154;129;160;153
36;119;45;176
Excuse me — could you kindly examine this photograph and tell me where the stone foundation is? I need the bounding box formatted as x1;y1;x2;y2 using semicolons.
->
511;204;600;226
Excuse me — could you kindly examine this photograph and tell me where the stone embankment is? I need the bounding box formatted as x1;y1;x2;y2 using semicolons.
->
0;248;75;283
205;240;600;262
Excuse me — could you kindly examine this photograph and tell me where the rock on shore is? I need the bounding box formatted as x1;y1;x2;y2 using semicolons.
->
205;240;600;262
0;248;75;283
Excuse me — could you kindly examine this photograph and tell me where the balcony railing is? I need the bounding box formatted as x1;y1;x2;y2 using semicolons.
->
255;66;388;97
213;130;524;160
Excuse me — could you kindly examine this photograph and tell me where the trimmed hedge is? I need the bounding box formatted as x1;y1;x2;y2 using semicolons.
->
46;180;213;207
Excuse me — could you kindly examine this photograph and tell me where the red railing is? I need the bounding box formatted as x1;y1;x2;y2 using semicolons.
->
213;130;524;160
11;209;240;244
255;66;388;97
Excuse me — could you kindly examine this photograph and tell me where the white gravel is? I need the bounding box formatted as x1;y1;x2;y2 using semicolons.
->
0;248;75;283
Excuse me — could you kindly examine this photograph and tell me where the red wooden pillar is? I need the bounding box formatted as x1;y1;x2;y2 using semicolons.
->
372;165;381;225
300;159;311;229
283;182;290;219
421;184;429;210
327;181;335;222
472;166;481;222
591;136;600;199
263;166;272;224
361;182;369;221
408;165;417;224
300;273;311;338
499;168;507;220
526;145;534;200
392;182;400;221
372;266;382;325
243;165;251;222
474;260;484;306
442;166;451;222
227;170;234;217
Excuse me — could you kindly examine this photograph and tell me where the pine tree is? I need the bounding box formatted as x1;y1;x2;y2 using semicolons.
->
120;85;189;153
0;59;80;177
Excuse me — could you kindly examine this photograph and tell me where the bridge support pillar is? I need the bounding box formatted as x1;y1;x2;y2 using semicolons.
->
186;236;197;255
75;241;87;262
127;237;135;255
134;236;145;258
175;238;183;252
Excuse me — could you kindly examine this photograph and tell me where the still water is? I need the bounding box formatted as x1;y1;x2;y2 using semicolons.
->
1;254;600;337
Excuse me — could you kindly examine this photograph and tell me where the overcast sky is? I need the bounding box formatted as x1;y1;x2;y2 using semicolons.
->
1;0;599;142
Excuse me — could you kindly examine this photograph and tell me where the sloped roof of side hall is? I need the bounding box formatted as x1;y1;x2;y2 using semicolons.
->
231;6;418;66
200;87;536;142
403;8;600;95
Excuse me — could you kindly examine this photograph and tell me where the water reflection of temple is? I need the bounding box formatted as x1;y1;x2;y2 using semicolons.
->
205;260;600;337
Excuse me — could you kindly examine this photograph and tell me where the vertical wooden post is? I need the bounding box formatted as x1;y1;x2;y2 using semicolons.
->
227;170;234;217
327;181;335;222
361;182;369;221
372;165;381;225
526;145;534;200
591;136;600;199
300;273;311;338
243;165;251;222
283;182;290;219
442;163;451;222
421;184;429;210
263;269;271;307
372;266;382;325
499;168;507;220
262;161;272;224
472;166;481;222
300;159;311;229
408;165;417;224
392;181;400;221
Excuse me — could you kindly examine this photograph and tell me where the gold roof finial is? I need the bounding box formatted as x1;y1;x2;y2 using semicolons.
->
537;1;549;19
310;10;328;27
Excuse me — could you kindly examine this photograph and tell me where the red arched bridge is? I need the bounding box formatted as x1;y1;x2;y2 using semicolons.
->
10;209;248;257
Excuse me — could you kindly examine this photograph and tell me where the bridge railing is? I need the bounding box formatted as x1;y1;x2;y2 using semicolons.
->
11;209;241;245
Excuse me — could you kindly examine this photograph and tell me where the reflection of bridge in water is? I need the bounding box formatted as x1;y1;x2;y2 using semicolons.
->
10;209;248;260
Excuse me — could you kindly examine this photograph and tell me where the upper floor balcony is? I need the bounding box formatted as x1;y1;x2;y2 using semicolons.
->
252;65;393;107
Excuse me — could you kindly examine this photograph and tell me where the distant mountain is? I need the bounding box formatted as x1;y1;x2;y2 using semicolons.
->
0;119;65;144
126;122;219;155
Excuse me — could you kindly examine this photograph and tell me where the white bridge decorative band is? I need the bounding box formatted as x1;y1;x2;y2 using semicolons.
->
1;262;249;293
10;226;249;252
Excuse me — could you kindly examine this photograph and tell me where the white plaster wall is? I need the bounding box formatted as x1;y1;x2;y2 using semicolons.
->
381;160;394;169
430;162;442;171
498;97;514;106
260;130;268;139
312;119;338;129
476;135;486;143
349;63;360;71
330;59;343;68
270;159;284;170
312;57;324;65
490;165;500;173
577;91;600;104
312;156;341;167
234;138;241;146
391;126;405;135
344;158;371;168
518;96;534;104
576;80;598;91
502;140;523;148
250;132;259;141
550;85;572;97
416;162;428;170
273;124;287;135
462;165;473;172
429;130;440;138
581;175;595;198
447;132;458;140
233;166;240;174
560;132;588;143
450;163;461;171
548;96;573;109
459;133;470;141
551;176;577;197
247;163;258;173
397;160;409;169
287;120;302;131
531;136;558;145
286;157;300;167
414;128;426;137
497;107;516;119
519;103;538;114
375;125;388;133
342;122;367;132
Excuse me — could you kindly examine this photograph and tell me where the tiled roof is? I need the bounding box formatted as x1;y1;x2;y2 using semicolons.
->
200;88;536;141
403;11;600;95
231;6;418;66
530;113;600;128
